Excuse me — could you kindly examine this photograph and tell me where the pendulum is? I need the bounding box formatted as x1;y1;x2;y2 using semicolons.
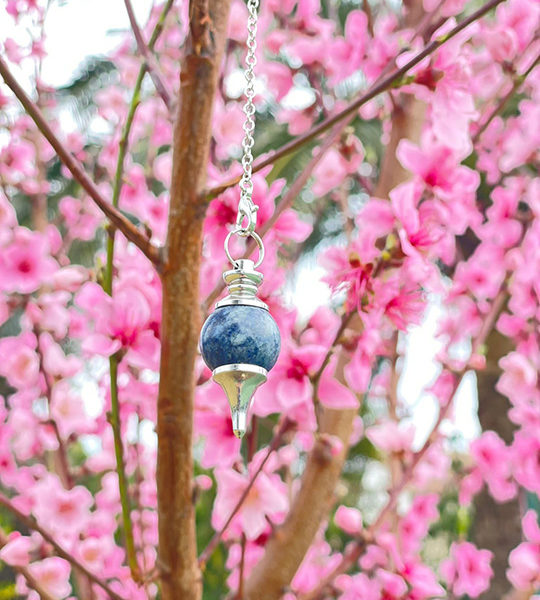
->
199;0;280;439
199;234;280;438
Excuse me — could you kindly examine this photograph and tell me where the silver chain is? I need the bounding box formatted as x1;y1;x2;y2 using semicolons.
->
235;0;260;236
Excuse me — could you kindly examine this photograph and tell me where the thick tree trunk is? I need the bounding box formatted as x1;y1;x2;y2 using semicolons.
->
156;1;231;598
473;329;522;600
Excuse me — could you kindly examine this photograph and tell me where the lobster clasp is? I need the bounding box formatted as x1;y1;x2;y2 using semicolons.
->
236;196;259;235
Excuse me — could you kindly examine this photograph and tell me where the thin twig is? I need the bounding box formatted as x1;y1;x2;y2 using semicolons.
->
473;51;540;143
238;533;247;599
205;0;507;200
35;330;73;490
198;418;293;568
0;55;160;265
0;526;59;600
101;0;175;581
0;493;127;600
123;0;174;112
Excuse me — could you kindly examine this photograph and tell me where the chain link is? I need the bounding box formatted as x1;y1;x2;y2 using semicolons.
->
236;0;260;235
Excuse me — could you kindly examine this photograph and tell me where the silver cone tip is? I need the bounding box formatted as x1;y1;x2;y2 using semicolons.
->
231;408;247;439
212;364;268;441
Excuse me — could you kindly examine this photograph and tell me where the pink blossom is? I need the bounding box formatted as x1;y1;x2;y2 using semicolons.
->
483;25;518;62
372;275;426;331
441;542;493;598
0;334;39;390
335;572;381;598
496;0;540;52
320;241;376;312
328;10;368;82
77;537;107;572
301;306;340;347
512;433;540;494
397;137;480;234
119;164;149;216
459;469;483;506
376;569;408;598
470;431;516;501
497;351;537;400
228;0;248;42
0;228;57;294
399;494;439;554
212;465;288;540
276;106;316;135
0;532;33;566
454;244;506;302
27;557;72;599
76;281;159;369
255;343;325;418
39;332;81;379
401;560;445;599
261;61;293;101
507;510;540;591
50;381;89;439
195;385;241;468
367;421;415;454
32;477;93;536
213;101;245;160
291;540;343;594
507;542;540;591
335;505;363;535
311;147;349;197
344;323;381;393
318;360;359;410
58;196;102;241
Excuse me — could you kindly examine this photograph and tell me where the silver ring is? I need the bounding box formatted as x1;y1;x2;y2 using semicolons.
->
224;228;265;268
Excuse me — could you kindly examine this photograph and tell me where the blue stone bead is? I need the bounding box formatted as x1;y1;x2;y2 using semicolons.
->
200;305;281;372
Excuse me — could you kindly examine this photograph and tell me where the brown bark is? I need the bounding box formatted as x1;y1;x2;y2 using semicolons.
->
156;1;231;599
473;329;522;600
245;19;426;600
245;408;356;599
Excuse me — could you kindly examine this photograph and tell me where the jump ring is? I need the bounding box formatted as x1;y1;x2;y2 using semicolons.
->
224;229;265;269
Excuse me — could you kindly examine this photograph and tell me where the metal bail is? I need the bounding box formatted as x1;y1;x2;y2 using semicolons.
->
215;258;268;310
212;364;268;438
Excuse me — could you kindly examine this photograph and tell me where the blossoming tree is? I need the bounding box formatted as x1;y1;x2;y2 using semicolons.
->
0;0;539;598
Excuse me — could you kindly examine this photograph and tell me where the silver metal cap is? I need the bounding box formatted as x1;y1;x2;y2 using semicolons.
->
215;259;268;310
212;363;268;438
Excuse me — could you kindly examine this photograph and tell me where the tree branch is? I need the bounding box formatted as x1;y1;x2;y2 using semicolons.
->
155;0;232;597
205;0;506;200
0;55;160;265
123;0;174;112
102;0;175;582
0;493;126;600
473;50;540;144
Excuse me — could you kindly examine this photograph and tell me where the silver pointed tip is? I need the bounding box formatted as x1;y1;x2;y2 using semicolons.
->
212;364;268;443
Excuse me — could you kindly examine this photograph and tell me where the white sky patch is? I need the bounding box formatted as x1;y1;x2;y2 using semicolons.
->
42;0;153;87
400;299;480;447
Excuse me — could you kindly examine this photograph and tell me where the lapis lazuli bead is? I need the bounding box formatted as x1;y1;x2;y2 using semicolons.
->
200;305;281;372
